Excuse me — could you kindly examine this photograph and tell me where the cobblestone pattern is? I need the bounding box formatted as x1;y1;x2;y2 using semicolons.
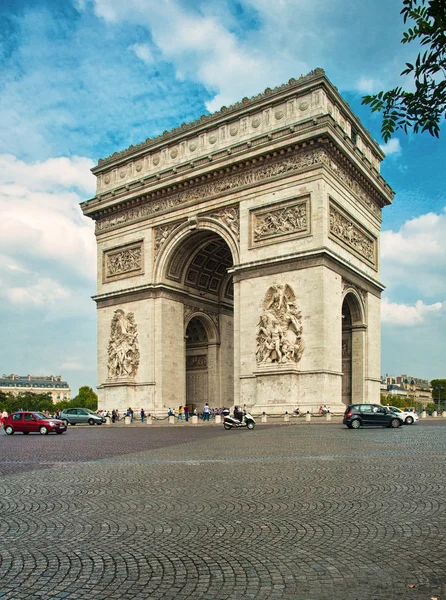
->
1;424;445;599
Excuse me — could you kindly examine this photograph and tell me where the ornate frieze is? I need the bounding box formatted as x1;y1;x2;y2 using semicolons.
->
95;145;382;234
329;203;376;267
203;205;239;240
186;355;208;370
256;284;303;365
103;242;143;282
153;221;184;261
96;148;327;233
107;310;140;379
251;197;309;247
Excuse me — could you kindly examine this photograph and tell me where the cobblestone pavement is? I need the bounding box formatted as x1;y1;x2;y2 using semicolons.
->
1;423;445;600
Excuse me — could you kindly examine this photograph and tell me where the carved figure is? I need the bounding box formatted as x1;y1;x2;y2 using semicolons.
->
107;310;140;378
256;285;303;365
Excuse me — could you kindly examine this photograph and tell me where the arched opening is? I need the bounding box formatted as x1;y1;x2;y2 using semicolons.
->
342;291;366;406
185;317;209;412
160;227;235;411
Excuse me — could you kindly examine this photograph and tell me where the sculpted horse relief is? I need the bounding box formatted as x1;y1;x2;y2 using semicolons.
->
256;284;303;365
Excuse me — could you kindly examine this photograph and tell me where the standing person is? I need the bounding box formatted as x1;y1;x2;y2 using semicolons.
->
140;408;145;423
178;406;183;420
1;409;8;425
184;405;189;422
116;409;120;421
203;403;210;421
111;409;116;423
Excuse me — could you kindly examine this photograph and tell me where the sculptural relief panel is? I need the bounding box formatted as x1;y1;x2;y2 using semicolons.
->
103;241;144;282
329;201;376;267
256;284;304;366
250;196;310;247
107;309;140;379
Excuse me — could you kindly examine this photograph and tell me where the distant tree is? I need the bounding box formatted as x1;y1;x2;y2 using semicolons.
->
362;0;446;142
431;379;446;404
71;386;98;410
0;392;53;413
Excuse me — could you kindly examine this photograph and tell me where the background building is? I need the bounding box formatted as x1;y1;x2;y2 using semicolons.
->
381;374;432;405
0;374;71;404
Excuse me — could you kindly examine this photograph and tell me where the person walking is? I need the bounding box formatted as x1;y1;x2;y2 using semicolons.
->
140;408;145;423
178;406;183;421
184;405;189;422
203;403;210;422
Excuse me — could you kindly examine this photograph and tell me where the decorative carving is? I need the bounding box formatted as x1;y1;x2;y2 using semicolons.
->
205;205;239;240
98;69;325;166
256;284;303;365
252;199;307;245
186;355;207;370
329;204;375;265
96;148;327;232
104;243;143;280
153;221;183;261
107;310;140;378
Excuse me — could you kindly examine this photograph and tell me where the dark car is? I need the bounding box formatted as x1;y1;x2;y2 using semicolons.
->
343;404;404;429
59;408;104;426
3;411;67;435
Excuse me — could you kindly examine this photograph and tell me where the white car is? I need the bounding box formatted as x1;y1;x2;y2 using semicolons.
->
387;406;418;425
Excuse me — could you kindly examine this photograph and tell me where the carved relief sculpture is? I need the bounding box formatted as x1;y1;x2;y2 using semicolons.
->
205;205;239;240
329;203;376;266
154;221;183;261
104;243;143;280
107;310;140;378
252;198;308;245
256;284;303;365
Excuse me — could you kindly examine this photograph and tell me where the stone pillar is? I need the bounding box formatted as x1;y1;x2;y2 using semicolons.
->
284;413;290;422
421;411;427;419
146;416;152;425
305;412;311;422
442;411;446;418
124;416;131;425
261;413;267;423
168;416;175;424
433;411;438;418
105;417;111;425
326;412;332;421
191;415;198;425
215;415;221;424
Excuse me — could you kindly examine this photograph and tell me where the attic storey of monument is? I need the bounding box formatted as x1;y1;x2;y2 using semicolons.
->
81;69;393;415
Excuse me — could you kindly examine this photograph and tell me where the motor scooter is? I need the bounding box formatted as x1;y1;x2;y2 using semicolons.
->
222;410;256;430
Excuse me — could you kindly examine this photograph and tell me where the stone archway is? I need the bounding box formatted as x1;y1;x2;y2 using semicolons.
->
156;225;235;411
342;291;366;406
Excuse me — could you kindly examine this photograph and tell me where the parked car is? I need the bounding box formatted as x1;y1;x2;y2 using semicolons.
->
59;408;105;426
3;411;67;435
387;406;418;425
343;404;404;429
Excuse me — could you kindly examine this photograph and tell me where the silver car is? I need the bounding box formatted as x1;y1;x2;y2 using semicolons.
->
60;408;104;426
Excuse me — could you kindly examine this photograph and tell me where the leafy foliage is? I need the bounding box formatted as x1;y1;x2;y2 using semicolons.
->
430;378;446;401
362;0;446;142
0;386;98;413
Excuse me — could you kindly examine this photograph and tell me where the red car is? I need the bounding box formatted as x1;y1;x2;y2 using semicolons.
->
3;411;67;435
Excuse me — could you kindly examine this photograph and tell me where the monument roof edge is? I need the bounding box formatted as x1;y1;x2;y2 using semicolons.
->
93;68;327;171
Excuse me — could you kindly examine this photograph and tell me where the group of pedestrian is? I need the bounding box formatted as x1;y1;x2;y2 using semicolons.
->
318;404;329;415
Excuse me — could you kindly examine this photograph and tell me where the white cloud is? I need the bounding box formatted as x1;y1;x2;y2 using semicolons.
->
355;77;382;94
379;138;402;156
130;43;154;64
381;297;443;326
0;154;96;285
5;278;71;306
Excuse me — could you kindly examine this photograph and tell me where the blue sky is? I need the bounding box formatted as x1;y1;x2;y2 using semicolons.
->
1;0;445;395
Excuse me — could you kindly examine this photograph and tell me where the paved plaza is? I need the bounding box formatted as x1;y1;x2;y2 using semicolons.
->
1;422;445;600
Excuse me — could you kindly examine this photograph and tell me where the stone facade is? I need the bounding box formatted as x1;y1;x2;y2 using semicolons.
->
0;374;71;404
81;69;393;415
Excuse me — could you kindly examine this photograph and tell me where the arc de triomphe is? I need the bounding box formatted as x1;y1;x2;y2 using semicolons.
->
81;69;393;415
